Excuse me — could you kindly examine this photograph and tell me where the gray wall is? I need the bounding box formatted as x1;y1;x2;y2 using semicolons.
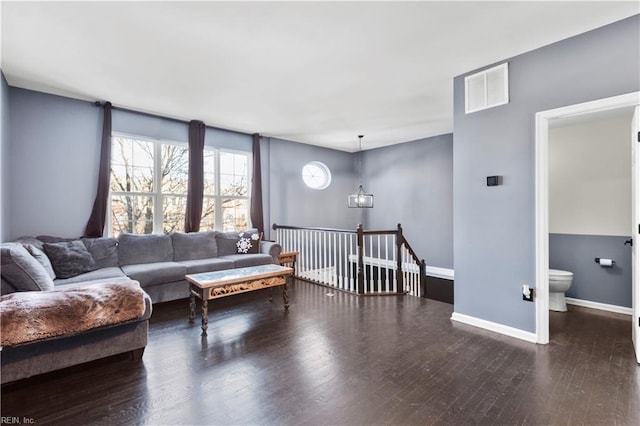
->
453;15;640;332
0;72;9;241
268;137;360;234
8;88;102;240
361;134;453;269
550;234;631;308
4;88;256;241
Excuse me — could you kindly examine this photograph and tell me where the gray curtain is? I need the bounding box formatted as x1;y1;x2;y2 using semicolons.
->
250;133;264;234
84;101;112;237
185;120;205;232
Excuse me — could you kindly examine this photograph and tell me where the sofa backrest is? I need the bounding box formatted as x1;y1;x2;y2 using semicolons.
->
215;231;240;256
81;237;119;268
172;232;218;261
118;234;173;266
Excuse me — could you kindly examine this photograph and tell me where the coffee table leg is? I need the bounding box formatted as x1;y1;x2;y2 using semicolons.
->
189;294;195;324
201;299;209;336
283;284;289;310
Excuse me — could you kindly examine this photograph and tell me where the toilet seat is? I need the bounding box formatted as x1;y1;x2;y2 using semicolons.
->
549;269;573;282
549;269;572;277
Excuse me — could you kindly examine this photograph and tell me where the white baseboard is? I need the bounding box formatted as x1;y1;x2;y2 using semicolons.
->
451;312;537;343
426;266;454;280
565;297;632;316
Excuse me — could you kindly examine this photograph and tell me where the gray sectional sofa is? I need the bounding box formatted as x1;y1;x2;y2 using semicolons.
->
2;230;281;303
0;230;281;384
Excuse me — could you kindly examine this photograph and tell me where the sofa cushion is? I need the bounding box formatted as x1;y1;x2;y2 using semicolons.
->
172;232;218;261
118;233;173;266
179;258;234;275
81;237;119;268
53;267;127;287
236;230;262;254
0;243;54;291
120;262;187;287
43;240;98;279
23;244;56;279
221;253;274;269
215;231;240;256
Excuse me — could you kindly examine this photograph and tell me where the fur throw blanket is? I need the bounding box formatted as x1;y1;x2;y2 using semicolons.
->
1;281;147;347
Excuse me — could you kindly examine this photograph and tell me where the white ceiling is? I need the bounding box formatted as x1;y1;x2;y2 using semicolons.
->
1;1;638;152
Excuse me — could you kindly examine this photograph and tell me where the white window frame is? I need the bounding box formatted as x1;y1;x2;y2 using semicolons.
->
108;134;253;236
108;132;190;235
202;147;252;232
465;62;509;114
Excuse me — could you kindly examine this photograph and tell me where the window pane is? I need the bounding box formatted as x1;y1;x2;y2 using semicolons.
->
163;196;187;233
221;198;249;232
132;166;154;193
200;196;216;231
161;144;189;194
220;152;249;196
110;137;155;193
111;195;154;236
203;150;216;196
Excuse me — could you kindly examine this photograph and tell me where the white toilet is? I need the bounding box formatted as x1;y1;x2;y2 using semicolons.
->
549;269;573;312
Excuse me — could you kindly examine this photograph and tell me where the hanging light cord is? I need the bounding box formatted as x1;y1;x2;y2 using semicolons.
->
358;135;364;186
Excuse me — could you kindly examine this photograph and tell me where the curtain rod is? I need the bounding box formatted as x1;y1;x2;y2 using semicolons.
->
93;100;260;138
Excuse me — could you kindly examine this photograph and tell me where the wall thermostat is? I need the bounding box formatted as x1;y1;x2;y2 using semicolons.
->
486;176;502;186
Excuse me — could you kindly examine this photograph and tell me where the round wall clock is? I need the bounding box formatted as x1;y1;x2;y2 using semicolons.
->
302;161;331;190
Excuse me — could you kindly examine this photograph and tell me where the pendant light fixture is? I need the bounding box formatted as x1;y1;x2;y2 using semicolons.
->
347;135;374;208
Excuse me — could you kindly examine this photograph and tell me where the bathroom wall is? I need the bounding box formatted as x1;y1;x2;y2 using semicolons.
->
549;113;633;308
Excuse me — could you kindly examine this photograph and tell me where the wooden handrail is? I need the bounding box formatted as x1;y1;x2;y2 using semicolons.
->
272;223;356;234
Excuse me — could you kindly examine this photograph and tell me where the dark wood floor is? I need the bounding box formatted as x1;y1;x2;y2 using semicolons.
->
2;279;639;425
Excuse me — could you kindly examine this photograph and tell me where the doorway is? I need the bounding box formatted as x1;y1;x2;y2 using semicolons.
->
534;91;640;363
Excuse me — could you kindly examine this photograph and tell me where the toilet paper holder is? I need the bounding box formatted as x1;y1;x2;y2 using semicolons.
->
594;258;615;266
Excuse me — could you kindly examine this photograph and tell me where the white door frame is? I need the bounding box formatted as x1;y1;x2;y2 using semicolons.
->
534;91;640;345
632;105;640;363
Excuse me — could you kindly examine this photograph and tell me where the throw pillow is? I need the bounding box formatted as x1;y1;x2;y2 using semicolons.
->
236;231;262;254
43;240;98;279
0;243;55;291
23;244;56;279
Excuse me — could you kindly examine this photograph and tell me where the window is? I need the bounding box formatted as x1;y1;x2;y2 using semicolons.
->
109;134;251;236
302;161;331;190
201;149;251;232
465;62;509;114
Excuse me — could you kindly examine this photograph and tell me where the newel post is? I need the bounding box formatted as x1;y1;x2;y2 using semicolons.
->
420;259;427;298
396;223;404;294
357;223;365;294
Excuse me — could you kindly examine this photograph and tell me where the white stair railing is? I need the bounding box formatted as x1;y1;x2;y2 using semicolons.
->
273;223;426;297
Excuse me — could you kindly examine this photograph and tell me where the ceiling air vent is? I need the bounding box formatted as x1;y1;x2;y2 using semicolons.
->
465;62;509;114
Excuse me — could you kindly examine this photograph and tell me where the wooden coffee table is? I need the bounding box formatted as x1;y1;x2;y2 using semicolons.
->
186;264;293;336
